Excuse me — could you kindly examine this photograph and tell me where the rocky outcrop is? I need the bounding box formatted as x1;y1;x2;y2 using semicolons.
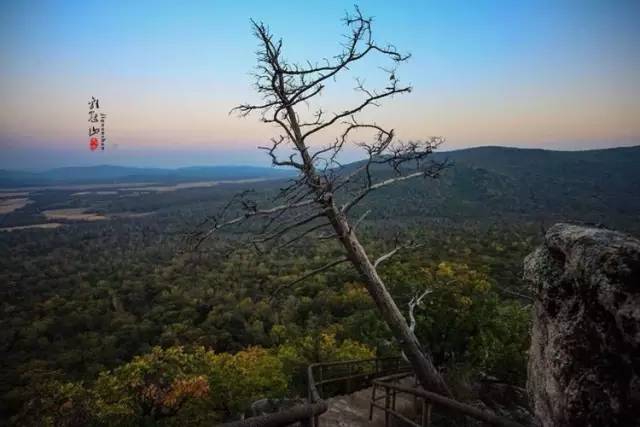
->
524;223;640;427
473;380;536;426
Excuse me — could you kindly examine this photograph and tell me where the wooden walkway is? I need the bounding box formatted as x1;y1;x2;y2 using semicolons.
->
320;377;416;427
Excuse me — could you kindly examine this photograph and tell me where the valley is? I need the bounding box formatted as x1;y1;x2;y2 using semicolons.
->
1;145;638;424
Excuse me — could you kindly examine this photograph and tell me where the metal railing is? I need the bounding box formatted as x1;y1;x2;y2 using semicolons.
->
220;357;526;427
307;356;409;426
369;372;525;427
220;402;326;427
219;356;407;427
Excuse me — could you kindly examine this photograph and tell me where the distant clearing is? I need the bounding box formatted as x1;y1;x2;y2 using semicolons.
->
0;177;273;193
118;178;269;192
1;182;156;192
0;198;32;214
0;223;63;232
0;192;29;198
72;191;119;196
109;212;154;218
42;208;153;222
43;208;107;221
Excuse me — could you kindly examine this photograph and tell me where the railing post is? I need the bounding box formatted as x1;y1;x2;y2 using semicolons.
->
420;399;432;427
308;366;312;402
369;383;377;421
384;386;390;427
318;366;323;397
347;363;352;394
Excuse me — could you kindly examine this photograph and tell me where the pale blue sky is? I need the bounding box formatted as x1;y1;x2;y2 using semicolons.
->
1;0;639;169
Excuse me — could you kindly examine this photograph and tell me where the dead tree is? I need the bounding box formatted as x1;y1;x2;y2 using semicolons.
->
193;7;450;396
408;288;432;336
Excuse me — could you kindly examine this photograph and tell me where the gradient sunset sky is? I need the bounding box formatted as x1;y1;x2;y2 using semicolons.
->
1;0;639;169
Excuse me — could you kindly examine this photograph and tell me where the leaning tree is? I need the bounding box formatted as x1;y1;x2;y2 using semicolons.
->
193;7;450;396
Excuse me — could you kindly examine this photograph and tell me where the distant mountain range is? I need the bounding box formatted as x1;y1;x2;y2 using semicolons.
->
1;145;638;231
0;165;296;187
3;145;638;187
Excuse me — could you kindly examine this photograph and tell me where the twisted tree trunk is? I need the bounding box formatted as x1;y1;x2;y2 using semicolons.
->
325;202;451;396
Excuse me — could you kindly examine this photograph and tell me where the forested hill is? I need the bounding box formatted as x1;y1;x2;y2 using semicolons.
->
436;145;640;192
355;145;640;231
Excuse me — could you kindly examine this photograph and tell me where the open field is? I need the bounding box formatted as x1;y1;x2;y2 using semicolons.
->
0;223;63;232
43;208;107;221
0;177;272;194
0;198;32;214
117;178;269;192
71;191;119;196
0;182;156;193
0;177;270;228
108;212;154;219
0;192;29;198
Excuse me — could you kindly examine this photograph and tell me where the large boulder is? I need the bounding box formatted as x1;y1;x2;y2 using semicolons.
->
524;223;640;426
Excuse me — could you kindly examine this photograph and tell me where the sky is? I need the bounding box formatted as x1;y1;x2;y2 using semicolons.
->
1;0;639;170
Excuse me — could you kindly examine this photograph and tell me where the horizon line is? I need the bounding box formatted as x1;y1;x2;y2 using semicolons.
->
3;143;639;173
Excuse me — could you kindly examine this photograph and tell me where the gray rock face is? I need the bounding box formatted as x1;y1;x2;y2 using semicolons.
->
248;397;305;417
524;223;640;427
473;380;537;426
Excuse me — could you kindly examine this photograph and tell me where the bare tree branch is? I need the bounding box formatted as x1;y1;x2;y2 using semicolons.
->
252;210;328;244
374;241;423;269
350;209;371;232
269;256;349;300
190;199;317;249
274;222;333;249
408;288;432;334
